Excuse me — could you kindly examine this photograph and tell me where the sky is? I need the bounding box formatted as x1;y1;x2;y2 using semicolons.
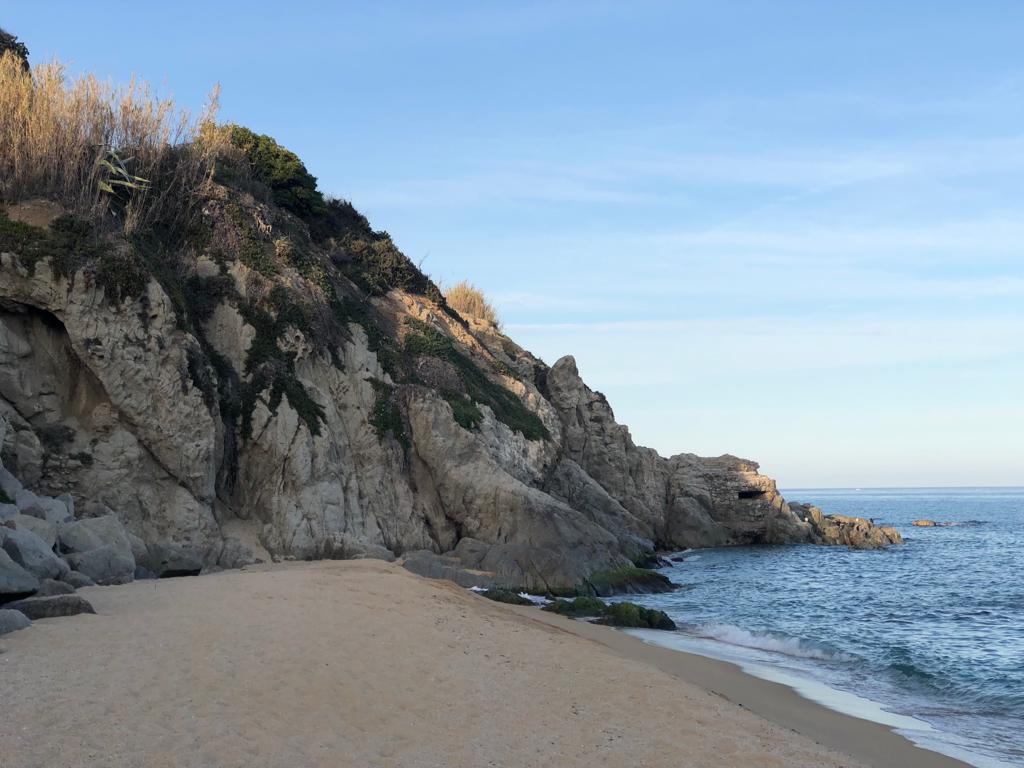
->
5;1;1023;487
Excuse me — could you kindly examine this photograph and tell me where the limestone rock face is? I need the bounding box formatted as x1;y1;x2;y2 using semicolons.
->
546;356;814;549
0;238;895;591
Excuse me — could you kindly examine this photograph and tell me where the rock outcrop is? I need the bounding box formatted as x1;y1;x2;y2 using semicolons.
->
0;181;903;594
789;503;903;549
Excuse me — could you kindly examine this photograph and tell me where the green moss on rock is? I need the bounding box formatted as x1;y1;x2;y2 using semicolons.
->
479;589;534;606
597;602;677;631
580;565;677;597
542;596;607;617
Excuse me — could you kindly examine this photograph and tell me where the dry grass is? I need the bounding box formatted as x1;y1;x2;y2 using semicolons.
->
0;52;228;234
444;280;500;327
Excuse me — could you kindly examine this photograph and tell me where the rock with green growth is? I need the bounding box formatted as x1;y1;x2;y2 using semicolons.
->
478;588;533;606
543;596;677;630
581;565;677;597
597;601;677;630
542;596;607;617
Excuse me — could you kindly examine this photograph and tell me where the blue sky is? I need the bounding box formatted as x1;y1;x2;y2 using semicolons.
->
6;1;1023;486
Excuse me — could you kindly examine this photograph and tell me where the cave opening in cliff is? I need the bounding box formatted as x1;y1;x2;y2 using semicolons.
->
737;490;767;500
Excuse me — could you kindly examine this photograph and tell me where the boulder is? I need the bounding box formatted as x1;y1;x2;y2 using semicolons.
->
401;550;498;590
35;578;75;596
0;547;39;600
0;526;69;580
0;466;22;500
15;490;71;523
5;594;95;619
597;601;677;630
217;536;255;570
145;541;203;577
57;514;133;558
7;514;57;548
0;608;30;636
60;570;96;589
0;503;17;519
66;543;135;585
326;533;396;563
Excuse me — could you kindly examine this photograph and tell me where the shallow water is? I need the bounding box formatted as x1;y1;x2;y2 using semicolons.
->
628;487;1024;768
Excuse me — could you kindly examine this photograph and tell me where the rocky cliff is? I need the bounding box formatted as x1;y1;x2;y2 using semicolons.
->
0;141;899;593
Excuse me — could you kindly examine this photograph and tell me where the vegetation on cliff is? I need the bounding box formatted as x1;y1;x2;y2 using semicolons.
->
0;49;549;449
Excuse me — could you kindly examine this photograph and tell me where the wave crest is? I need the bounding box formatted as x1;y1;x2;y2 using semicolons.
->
692;623;858;662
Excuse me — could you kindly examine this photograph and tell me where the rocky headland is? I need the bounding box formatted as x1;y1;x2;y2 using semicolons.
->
0;50;903;634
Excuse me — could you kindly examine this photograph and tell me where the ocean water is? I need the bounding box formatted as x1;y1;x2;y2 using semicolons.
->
627;488;1024;768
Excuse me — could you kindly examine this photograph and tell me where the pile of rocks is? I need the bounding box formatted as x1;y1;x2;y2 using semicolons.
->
1;455;151;636
789;503;903;549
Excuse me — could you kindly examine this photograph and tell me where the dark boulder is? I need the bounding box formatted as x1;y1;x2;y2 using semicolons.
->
5;594;95;620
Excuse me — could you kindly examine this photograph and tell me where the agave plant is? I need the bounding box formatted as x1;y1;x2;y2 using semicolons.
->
96;147;149;198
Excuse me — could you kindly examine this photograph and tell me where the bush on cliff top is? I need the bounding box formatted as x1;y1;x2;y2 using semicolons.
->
444;281;500;327
0;53;223;236
0;28;29;70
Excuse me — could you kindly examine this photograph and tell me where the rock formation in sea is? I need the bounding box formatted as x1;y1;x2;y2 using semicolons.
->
0;122;902;599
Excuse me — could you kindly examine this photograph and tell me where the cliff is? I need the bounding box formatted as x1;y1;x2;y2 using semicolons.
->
0;127;899;593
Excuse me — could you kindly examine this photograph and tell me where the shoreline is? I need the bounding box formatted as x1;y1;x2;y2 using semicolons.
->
505;603;972;768
0;560;971;768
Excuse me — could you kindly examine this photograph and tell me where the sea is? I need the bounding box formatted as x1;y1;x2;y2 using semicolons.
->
626;487;1024;768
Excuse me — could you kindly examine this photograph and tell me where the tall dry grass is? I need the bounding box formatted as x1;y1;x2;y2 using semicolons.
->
0;51;227;234
444;280;500;327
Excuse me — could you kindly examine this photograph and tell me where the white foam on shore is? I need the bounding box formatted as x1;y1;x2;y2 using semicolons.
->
692;623;858;662
624;629;1021;768
626;628;931;732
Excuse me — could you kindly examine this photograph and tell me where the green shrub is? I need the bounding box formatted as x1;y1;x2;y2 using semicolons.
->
443;392;483;431
0;27;29;70
0;212;149;305
227;125;325;221
237;293;325;438
402;319;549;441
368;378;408;449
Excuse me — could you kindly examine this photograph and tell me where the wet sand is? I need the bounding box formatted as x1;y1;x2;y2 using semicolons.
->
0;560;969;768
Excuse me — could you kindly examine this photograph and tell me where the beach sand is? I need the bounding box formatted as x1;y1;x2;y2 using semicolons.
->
0;560;968;768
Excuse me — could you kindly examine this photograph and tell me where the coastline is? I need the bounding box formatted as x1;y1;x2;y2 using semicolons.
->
0;560;970;768
508;605;971;768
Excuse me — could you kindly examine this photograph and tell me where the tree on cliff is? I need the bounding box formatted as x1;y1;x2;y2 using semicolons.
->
0;27;29;70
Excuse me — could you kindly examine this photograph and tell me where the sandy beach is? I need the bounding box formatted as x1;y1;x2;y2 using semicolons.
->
0;560;969;768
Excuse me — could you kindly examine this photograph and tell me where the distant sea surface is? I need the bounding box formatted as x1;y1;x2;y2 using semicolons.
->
628;487;1024;768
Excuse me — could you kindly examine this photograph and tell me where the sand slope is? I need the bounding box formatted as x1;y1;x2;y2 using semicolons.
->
1;561;883;767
